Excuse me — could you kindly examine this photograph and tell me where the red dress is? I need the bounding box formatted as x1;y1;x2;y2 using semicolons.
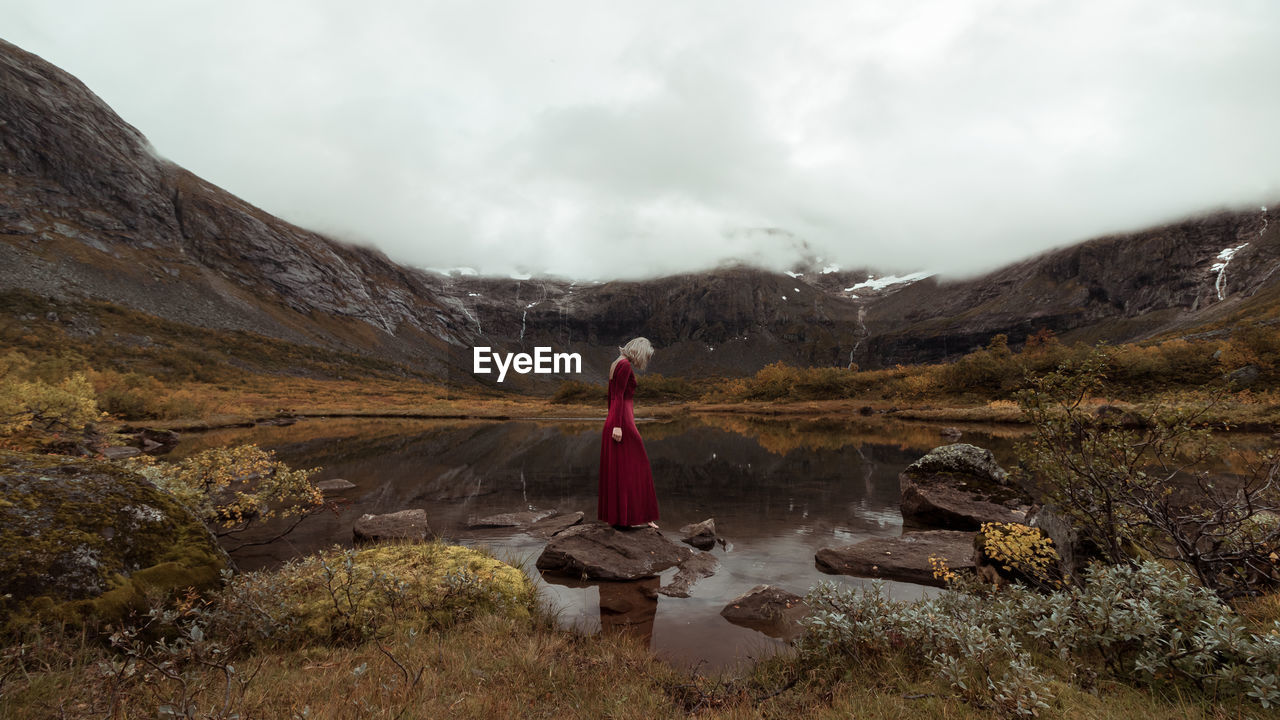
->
598;357;659;525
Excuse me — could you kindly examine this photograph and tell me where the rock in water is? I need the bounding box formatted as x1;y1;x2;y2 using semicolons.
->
816;531;976;587
899;444;1027;529
720;585;810;639
353;509;432;544
527;511;584;538
657;551;718;598
315;478;356;494
469;509;559;529
536;522;694;581
904;443;1008;484
679;518;717;550
0;450;229;631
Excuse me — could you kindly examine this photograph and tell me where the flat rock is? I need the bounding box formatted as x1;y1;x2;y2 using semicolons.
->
679;518;717;551
721;585;810;640
527;511;584;538
353;509;431;544
469;509;559;529
900;444;1027;529
101;446;141;460
657;551;718;598
816;530;976;587
315;478;356;494
536;522;694;581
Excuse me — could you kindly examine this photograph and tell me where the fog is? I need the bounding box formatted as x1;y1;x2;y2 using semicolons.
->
5;1;1279;279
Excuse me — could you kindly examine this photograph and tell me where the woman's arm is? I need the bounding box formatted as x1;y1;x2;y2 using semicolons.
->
609;356;626;441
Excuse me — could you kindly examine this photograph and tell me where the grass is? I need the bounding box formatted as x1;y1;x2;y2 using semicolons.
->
5;602;1273;719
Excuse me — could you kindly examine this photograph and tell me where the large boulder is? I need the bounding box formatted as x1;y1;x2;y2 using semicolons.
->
899;444;1028;529
816;530;976;587
720;585;810;640
0;451;229;631
536;522;694;581
1025;504;1096;583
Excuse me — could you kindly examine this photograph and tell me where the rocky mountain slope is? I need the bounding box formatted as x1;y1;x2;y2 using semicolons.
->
2;37;1277;386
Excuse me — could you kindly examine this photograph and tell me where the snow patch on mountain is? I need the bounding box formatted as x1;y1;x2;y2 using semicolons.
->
849;271;933;292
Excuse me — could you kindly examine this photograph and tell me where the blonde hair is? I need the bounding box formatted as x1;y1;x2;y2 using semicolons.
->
619;337;654;371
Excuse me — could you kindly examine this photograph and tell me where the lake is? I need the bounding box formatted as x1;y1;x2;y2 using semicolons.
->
168;414;1269;672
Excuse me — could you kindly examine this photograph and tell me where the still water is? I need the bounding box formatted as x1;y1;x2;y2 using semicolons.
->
170;415;1035;671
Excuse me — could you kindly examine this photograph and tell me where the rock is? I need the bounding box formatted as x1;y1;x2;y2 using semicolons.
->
469;509;559;529
939;427;963;440
720;585;810;639
353;509;431;544
0;450;229;631
904;443;1007;485
858;405;875;416
536;522;694;581
1227;364;1261;388
816;531;976;587
899;444;1027;530
679;518;717;551
1026;504;1095;582
100;446;141;460
657;551;718;598
527;511;584;538
139;428;180;446
315;478;356;494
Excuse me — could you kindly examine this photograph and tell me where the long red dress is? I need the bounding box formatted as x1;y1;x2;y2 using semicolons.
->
598;357;660;525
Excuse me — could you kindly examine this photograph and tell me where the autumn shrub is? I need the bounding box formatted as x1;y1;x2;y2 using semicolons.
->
92;369;164;419
0;355;102;437
550;380;603;404
121;444;323;539
789;366;856;399
976;522;1066;590
740;361;801;400
1221;321;1280;376
1016;350;1280;598
208;543;536;648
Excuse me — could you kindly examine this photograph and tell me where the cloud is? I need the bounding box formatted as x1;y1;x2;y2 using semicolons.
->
5;0;1279;279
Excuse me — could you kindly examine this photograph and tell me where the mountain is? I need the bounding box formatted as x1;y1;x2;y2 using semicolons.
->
1;37;1277;386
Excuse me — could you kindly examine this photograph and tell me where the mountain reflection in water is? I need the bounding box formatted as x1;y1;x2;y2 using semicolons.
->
169;415;1029;670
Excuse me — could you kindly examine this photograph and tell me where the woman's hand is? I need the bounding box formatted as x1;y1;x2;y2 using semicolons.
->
612;427;622;442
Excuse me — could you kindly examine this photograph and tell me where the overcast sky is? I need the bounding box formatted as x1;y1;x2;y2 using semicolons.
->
5;1;1279;279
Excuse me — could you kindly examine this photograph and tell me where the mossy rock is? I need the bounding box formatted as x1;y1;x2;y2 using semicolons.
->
0;450;229;633
216;542;537;647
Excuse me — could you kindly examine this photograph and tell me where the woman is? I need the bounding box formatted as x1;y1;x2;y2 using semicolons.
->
599;337;660;529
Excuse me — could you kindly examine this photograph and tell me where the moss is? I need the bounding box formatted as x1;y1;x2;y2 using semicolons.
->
0;450;228;635
220;542;536;647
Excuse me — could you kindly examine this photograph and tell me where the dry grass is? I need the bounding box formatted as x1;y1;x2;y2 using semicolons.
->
5;612;1272;720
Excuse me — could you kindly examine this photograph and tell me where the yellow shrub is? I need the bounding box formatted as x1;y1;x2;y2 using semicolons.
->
978;522;1065;588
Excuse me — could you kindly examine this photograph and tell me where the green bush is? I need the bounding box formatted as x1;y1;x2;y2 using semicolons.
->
802;562;1280;716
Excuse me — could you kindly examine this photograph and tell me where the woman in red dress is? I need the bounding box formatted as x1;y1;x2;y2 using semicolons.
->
599;337;660;528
